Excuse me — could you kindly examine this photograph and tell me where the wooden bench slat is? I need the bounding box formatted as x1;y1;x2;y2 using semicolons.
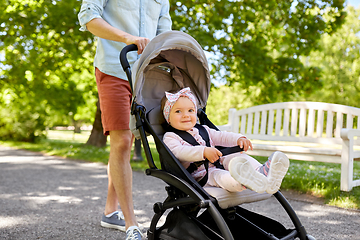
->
290;108;297;137
326;110;333;138
247;112;253;135
346;114;353;129
283;109;290;136
254;111;260;135
260;111;267;135
335;112;343;138
316;110;324;138
268;109;274;135
299;108;306;137
307;109;315;137
275;109;282;136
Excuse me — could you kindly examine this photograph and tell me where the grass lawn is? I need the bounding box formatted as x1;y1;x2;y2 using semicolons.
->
1;129;359;210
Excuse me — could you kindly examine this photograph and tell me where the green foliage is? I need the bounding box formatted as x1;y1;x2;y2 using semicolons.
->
206;83;259;125
0;0;350;142
303;5;360;108
205;5;358;126
0;90;47;141
170;0;346;103
0;0;97;141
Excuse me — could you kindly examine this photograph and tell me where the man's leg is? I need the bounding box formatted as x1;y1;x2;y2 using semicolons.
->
104;162;119;214
101;163;125;231
107;129;138;229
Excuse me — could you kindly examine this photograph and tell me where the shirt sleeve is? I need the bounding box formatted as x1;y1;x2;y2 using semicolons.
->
156;0;172;35
78;0;107;31
163;132;206;162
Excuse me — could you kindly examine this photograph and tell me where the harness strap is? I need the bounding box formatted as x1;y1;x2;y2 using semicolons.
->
195;124;225;170
166;124;223;186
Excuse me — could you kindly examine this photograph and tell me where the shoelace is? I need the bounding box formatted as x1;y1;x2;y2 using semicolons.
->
126;228;142;240
116;211;125;220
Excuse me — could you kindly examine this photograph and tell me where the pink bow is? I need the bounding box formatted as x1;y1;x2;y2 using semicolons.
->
163;87;197;123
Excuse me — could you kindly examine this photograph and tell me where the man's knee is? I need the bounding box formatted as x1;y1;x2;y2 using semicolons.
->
110;130;133;151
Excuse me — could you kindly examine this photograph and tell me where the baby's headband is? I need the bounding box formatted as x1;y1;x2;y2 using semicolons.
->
163;87;197;123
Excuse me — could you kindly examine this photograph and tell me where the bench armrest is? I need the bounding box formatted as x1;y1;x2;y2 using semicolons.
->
340;129;360;140
216;108;237;132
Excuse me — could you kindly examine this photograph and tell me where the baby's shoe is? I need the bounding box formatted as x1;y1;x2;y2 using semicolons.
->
257;151;290;194
228;157;268;193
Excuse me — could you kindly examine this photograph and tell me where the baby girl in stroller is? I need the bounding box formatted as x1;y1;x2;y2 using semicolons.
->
161;87;290;195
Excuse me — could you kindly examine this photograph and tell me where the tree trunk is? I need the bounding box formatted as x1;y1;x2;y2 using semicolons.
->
73;119;81;134
86;98;107;147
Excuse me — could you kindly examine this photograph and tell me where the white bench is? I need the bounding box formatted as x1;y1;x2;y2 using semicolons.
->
217;102;360;192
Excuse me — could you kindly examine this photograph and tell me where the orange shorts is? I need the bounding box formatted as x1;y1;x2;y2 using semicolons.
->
95;68;132;135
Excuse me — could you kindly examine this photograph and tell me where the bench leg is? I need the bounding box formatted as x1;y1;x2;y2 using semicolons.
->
341;138;354;192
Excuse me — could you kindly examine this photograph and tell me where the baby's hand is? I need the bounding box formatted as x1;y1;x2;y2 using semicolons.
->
237;137;253;152
203;147;222;163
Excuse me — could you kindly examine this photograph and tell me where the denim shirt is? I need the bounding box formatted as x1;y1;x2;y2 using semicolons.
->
78;0;172;80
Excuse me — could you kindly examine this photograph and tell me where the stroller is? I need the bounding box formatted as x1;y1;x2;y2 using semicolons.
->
120;30;315;240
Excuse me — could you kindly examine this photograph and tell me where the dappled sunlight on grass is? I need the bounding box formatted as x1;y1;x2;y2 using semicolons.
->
47;130;91;143
328;194;359;209
279;159;360;210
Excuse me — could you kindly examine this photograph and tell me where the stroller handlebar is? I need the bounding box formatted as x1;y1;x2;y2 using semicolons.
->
120;44;138;71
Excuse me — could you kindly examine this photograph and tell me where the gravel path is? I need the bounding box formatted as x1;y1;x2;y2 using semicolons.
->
0;145;359;240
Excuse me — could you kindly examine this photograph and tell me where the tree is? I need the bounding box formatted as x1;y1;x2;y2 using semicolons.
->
0;0;348;145
206;4;358;126
0;0;97;141
85;97;107;147
169;0;346;104
304;5;360;107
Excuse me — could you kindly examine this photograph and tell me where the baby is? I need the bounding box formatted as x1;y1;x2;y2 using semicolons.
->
161;87;289;194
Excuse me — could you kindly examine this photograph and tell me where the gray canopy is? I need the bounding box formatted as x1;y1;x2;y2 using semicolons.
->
131;30;211;112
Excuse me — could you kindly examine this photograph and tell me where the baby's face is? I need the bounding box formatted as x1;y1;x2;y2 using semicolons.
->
169;97;197;131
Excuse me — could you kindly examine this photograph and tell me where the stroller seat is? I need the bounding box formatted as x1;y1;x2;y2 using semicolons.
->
120;30;316;240
204;187;270;209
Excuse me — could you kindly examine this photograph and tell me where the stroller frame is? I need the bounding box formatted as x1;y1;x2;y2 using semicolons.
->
120;38;315;240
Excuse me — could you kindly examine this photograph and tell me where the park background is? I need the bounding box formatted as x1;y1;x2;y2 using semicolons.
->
1;0;360;209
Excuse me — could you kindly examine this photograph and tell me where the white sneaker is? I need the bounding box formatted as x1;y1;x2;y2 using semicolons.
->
228;157;268;193
259;151;290;194
126;226;143;240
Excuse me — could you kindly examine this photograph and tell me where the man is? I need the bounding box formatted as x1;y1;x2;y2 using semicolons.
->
78;1;172;239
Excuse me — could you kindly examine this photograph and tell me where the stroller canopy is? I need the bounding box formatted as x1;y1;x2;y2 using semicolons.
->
131;30;211;112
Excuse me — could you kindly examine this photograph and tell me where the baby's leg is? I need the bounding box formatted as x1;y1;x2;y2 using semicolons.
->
227;156;268;193
206;168;246;193
221;152;261;170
